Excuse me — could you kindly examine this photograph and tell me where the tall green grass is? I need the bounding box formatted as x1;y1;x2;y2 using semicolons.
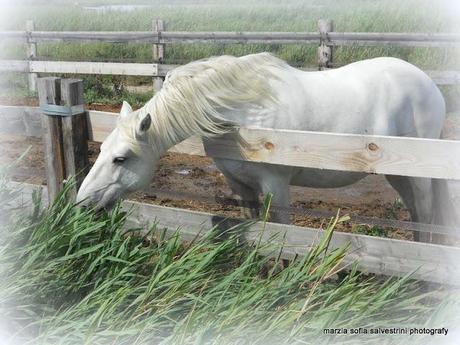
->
2;0;458;68
1;179;459;344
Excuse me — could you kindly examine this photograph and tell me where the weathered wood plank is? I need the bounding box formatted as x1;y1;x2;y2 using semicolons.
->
8;181;460;285
2;30;459;46
2;60;458;86
0;60;29;72
30;60;159;76
317;19;334;70
328;32;460;44
17;31;319;43
60;79;89;193
203;128;460;180
152;19;165;93
0;106;113;141
152;20;165;63
37;77;66;202
331;40;460;48
162;31;460;46
0;31;27;40
2;105;460;180
84;115;460;180
30;31;160;43
26;20;37;92
86;110;117;142
158;31;320;44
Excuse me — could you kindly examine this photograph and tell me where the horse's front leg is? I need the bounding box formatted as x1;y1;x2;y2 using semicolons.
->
259;176;291;224
224;175;260;220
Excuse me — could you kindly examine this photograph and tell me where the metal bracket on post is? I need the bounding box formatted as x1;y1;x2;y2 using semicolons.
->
40;104;86;117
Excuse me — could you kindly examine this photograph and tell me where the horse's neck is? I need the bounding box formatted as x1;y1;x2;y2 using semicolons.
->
214;68;310;129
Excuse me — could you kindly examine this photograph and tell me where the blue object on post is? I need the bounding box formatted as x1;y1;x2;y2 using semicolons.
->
40;103;85;117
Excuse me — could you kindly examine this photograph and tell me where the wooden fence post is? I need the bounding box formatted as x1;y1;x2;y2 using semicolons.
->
61;79;89;196
38;77;89;202
317;19;334;70
152;19;165;93
38;77;65;202
26;20;38;93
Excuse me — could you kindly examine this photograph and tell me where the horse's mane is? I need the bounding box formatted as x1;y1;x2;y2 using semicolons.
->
118;52;288;151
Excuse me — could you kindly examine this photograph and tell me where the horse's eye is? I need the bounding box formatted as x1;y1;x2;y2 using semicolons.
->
113;157;126;164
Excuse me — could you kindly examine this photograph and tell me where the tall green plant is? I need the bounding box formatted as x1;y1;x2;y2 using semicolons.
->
0;179;458;345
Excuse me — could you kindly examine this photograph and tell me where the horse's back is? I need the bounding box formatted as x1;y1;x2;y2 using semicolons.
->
274;57;445;138
347;57;445;138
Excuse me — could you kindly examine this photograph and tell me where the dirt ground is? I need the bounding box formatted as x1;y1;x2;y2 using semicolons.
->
2;100;460;241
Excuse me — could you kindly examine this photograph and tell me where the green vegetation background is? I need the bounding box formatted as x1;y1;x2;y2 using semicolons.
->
1;0;459;107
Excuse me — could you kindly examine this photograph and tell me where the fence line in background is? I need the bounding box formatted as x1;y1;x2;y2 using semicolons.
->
1;59;459;85
1;18;460;92
1;30;460;46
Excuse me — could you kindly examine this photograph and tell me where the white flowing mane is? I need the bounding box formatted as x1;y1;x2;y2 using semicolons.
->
118;52;288;151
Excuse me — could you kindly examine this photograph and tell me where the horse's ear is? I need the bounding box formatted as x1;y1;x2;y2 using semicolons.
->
120;101;133;119
136;113;151;138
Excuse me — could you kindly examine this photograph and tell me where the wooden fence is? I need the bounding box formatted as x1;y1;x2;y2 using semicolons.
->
1;19;460;92
1;22;460;284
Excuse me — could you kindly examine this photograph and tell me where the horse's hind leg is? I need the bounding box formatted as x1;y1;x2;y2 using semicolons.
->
385;175;433;242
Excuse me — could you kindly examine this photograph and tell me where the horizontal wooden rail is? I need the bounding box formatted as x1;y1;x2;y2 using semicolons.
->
0;60;29;72
0;60;175;77
0;31;26;39
204;129;460;180
1;60;459;85
159;31;321;44
1;30;460;47
2;105;460;180
30;60;160;76
0;105;203;152
10;181;460;285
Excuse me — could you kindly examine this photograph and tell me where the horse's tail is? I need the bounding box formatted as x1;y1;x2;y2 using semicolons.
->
432;178;460;227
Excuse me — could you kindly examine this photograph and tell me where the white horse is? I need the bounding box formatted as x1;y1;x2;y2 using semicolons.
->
76;53;457;237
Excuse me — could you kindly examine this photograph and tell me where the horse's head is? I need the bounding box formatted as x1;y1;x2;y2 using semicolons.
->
76;101;158;210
